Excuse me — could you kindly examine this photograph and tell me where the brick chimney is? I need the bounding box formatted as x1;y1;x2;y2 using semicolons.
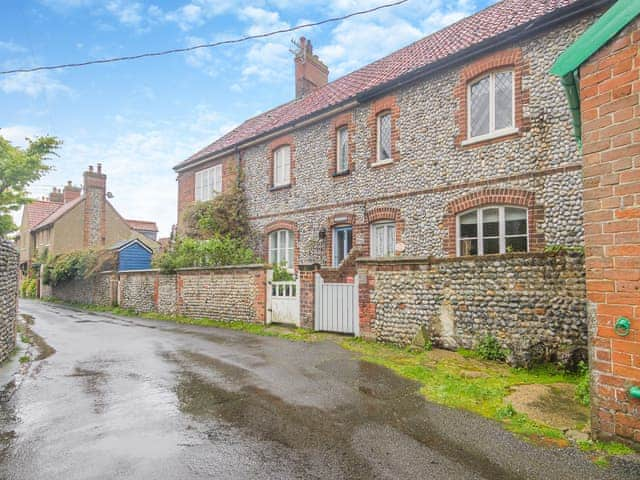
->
48;187;63;203
82;163;107;248
295;37;328;99
63;181;81;203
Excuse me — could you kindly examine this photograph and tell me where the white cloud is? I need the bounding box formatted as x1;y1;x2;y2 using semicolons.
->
241;42;291;83
0;41;27;53
239;6;290;36
0;125;43;147
105;1;144;27
0;70;72;98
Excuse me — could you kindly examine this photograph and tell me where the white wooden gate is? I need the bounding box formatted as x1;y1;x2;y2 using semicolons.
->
314;274;359;335
267;271;300;326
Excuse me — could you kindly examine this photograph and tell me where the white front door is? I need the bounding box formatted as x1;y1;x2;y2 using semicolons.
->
267;271;300;326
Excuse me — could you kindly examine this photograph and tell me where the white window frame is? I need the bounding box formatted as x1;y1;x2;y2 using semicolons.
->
195;164;222;202
464;69;518;145
375;111;393;164
268;229;294;270
336;126;349;174
273;145;291;187
370;221;396;258
456;205;528;257
332;225;353;267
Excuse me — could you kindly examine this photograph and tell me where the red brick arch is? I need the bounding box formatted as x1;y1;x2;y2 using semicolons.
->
263;220;300;269
444;188;544;256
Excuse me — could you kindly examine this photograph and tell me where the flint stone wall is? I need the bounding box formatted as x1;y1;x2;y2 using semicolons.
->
361;252;587;367
50;273;115;307
0;241;18;363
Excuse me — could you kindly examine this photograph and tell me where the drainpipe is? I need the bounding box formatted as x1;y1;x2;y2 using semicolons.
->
560;71;582;150
234;147;242;188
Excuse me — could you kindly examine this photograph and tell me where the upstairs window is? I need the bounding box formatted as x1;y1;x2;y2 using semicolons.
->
273;145;291;187
336;126;349;173
457;206;527;256
468;70;514;139
269;229;294;269
376;112;392;163
371;221;396;258
195;165;222;202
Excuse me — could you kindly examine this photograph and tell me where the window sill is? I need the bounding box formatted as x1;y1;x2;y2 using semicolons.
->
269;184;291;192
370;159;394;168
332;169;351;178
461;127;519;147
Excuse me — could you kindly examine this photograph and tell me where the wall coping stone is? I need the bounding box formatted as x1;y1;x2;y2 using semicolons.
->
176;264;268;273
356;251;583;266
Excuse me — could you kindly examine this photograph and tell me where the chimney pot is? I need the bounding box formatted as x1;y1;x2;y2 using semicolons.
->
97;163;102;174
89;165;94;172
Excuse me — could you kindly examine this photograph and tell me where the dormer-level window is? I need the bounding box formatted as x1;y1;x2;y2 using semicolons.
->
468;70;514;140
273;145;291;187
377;112;392;163
195;165;222;202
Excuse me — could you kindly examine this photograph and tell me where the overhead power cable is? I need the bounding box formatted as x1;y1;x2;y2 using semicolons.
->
0;0;409;75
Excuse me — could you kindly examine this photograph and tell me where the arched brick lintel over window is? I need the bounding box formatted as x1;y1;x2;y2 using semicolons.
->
444;189;544;256
454;47;531;148
263;220;299;269
365;207;405;257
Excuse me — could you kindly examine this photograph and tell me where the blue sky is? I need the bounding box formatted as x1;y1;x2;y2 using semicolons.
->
1;0;495;237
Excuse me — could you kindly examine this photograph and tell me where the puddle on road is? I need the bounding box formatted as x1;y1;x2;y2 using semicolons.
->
170;351;521;480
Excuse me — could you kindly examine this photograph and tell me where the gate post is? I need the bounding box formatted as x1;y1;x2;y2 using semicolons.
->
298;263;320;329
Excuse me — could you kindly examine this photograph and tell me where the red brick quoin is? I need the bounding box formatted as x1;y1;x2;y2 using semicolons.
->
443;188;544;256
454;48;531;148
580;18;640;446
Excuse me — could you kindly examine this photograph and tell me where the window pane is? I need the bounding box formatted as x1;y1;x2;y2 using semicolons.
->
483;238;500;254
378;113;392;161
386;224;396;256
470;76;490;137
274;146;290;186
506;236;528;253
459;210;478;238
495;71;513;130
505;207;527;235
482;208;500;237
337;127;349;172
459;239;478;256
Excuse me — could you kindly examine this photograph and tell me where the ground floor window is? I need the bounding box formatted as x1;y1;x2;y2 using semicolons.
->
457;206;528;256
333;225;353;266
371;221;396;258
269;229;294;269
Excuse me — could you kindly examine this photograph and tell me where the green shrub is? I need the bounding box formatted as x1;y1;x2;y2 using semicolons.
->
20;277;37;298
43;250;116;286
476;335;508;362
153;236;260;273
272;262;294;282
575;360;590;406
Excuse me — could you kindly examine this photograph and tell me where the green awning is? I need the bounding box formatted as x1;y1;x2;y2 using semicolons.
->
551;0;640;78
550;0;640;147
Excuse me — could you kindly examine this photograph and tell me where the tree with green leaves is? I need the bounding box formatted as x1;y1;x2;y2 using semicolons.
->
0;134;61;237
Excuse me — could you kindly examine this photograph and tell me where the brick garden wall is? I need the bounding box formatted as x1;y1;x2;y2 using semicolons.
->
580;18;640;446
358;252;587;367
0;241;18;364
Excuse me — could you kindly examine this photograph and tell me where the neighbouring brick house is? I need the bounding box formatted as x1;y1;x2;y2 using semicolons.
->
552;0;640;447
176;0;612;272
16;164;159;275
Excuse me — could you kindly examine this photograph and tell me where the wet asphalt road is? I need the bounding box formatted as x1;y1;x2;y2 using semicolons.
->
0;300;638;479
